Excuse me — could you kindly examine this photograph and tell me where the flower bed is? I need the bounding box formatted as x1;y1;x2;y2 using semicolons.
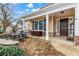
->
0;45;24;56
19;37;65;56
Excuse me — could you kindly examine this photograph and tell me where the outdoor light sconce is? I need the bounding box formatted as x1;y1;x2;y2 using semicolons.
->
70;18;74;25
60;11;64;14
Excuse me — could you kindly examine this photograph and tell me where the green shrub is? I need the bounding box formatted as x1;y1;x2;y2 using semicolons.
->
0;35;6;39
0;45;24;56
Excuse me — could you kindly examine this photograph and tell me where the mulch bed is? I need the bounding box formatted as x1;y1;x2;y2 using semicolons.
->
19;37;65;56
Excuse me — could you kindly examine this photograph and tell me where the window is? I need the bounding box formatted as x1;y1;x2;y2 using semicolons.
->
39;20;43;30
70;23;73;34
33;20;44;31
34;21;38;30
69;17;74;36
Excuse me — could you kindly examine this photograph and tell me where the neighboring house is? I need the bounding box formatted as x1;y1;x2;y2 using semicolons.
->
23;3;79;45
0;20;3;33
17;20;23;32
16;19;27;32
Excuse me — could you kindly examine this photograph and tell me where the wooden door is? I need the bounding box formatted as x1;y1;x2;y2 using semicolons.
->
60;18;68;36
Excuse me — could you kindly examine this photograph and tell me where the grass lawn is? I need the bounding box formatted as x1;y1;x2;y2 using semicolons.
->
19;37;65;56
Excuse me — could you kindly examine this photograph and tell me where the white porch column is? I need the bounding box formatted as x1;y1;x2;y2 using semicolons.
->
74;4;79;45
46;14;49;40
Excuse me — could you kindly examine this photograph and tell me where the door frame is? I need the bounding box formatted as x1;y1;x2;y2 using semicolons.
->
56;16;73;36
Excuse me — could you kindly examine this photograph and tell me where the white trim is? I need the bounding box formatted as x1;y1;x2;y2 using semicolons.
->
56;16;73;36
46;14;49;40
56;18;60;36
75;4;79;36
38;21;39;31
33;19;44;31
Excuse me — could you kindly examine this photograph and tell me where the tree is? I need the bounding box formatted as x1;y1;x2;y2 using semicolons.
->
0;3;14;32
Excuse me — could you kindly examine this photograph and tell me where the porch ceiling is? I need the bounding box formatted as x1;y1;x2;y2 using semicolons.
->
26;8;75;21
49;8;75;17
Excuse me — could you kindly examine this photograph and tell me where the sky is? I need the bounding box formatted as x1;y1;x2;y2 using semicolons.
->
10;3;47;25
13;3;46;19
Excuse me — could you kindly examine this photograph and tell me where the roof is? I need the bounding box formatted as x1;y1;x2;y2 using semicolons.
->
23;3;54;19
23;3;76;20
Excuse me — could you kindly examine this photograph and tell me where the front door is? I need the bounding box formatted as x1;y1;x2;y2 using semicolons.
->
60;18;68;36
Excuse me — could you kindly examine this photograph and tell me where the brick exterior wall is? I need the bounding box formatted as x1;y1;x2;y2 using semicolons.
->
74;36;79;46
49;32;56;37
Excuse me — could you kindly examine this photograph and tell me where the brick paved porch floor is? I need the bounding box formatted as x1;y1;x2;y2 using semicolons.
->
50;37;79;56
29;36;79;56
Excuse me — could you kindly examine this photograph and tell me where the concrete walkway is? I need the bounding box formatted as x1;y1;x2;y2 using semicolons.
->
50;37;79;56
0;39;19;45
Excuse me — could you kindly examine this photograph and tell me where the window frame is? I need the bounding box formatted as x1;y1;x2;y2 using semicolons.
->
33;19;44;31
34;20;39;31
39;20;44;31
